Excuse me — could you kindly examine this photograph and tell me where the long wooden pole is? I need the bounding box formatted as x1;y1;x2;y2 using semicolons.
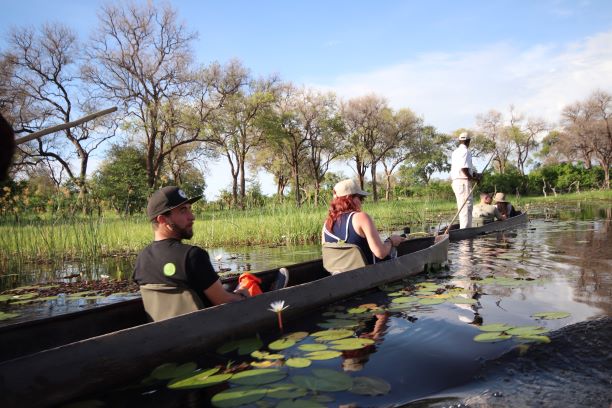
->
442;153;495;235
14;107;118;146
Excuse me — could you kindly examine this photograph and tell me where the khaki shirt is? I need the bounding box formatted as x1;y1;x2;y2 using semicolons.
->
473;203;502;224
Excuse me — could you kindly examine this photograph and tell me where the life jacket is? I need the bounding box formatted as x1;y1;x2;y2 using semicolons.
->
237;272;263;296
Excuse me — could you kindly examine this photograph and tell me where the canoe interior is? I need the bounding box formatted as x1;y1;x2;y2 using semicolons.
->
0;236;436;363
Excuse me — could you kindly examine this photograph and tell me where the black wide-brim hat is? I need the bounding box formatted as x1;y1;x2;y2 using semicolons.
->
147;186;202;220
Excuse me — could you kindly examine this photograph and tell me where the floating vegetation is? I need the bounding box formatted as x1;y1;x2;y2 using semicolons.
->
211;385;267;407
285;358;312;368
167;368;232;390
531;311;571;320
304;350;342;360
150;362;197;380
292;368;353;392
474;324;550;343
230;368;286;385
216;336;263;355
0;311;20;321
350;376;392;396
269;338;296;350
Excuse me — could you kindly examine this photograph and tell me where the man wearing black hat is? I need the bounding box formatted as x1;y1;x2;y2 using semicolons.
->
133;186;248;321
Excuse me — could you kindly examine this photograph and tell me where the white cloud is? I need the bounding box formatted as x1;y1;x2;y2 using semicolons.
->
314;30;612;133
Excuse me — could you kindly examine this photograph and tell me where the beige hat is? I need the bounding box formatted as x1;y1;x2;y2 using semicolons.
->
333;179;369;197
494;192;508;202
458;132;470;141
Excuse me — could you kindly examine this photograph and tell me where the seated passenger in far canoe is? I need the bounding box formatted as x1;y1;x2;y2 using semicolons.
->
494;192;521;219
322;179;405;272
472;192;503;226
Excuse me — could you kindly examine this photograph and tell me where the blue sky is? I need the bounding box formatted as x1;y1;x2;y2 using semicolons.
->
3;0;612;198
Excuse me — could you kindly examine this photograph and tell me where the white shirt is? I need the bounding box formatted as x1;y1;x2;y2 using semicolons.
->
450;144;474;180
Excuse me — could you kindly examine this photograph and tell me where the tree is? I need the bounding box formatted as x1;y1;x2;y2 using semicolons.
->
587;90;612;189
341;95;390;199
262;84;311;206
84;3;238;189
91;145;149;215
562;90;612;189
379;111;425;200
5;23;116;200
300;90;343;205
210;67;277;208
476;110;513;174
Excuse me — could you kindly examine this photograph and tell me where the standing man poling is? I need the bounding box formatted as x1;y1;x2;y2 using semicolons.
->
133;186;249;321
450;132;480;229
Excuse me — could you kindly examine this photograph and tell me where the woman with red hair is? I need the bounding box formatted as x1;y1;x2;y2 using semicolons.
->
322;179;405;264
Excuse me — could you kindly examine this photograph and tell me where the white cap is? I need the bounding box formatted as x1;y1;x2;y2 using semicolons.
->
458;132;470;141
333;179;369;197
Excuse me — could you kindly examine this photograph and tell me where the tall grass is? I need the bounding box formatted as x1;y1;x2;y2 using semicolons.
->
1;190;610;266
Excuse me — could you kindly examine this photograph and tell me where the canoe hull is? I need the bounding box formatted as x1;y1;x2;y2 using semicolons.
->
0;236;448;408
446;212;528;241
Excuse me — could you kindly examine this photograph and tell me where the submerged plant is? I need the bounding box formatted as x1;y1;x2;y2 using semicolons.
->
269;300;290;332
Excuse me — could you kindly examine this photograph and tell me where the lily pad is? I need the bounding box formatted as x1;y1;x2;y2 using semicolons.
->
329;338;375;351
378;283;405;292
251;350;284;360
229;368;286;385
506;326;549;336
283;331;309;341
473;332;512;343
311;329;354;341
298;343;328;352
285;358;312;368
479;323;513;332
266;383;309;399
151;362;198;380
216;337;263;355
347;307;368;314
292;368;353;392
317;319;359;329
167;368;232;389
251;360;277;368
304;350;342;360
448;297;477;305
268;338;295;350
391;296;419;304
516;335;551;343
350;376;391;395
531;311;571;320
211;385;266;407
418;297;446;305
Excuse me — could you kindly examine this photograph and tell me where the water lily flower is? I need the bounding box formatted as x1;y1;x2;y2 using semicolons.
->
269;300;289;331
268;300;289;313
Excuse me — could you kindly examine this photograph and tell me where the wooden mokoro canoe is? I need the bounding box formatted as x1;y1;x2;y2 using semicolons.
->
0;235;448;408
441;212;528;241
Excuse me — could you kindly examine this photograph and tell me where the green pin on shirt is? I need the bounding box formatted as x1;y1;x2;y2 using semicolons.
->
163;263;176;276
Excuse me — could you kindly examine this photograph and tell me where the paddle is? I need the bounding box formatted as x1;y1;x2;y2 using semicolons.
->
441;154;495;236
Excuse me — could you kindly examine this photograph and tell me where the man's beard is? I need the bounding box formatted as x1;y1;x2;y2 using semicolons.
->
175;225;193;240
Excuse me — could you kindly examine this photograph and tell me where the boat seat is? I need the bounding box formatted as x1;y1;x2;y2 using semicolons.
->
322;242;367;274
139;283;204;322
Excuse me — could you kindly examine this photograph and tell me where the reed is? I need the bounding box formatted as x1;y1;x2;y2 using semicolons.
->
5;190;609;266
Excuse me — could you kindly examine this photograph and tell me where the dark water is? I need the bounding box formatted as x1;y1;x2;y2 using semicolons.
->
65;208;612;408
